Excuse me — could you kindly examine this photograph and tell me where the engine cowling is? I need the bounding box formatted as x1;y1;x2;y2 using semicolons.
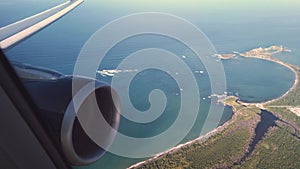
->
13;63;120;166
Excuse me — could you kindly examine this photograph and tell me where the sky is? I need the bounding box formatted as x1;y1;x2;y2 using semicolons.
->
1;0;299;17
84;0;300;20
89;0;300;10
1;0;299;29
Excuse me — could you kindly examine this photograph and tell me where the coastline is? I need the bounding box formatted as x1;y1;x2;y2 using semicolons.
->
127;108;238;169
127;45;299;169
238;52;299;106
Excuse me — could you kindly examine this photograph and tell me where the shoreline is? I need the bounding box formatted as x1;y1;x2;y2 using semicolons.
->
238;53;299;106
127;45;299;169
127;108;238;169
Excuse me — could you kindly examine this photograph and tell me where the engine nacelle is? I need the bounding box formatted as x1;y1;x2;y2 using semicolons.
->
13;63;120;166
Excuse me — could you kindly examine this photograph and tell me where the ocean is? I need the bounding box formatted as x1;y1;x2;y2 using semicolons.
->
1;0;299;168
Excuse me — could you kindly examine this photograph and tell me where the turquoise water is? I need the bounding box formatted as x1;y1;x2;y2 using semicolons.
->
1;0;299;168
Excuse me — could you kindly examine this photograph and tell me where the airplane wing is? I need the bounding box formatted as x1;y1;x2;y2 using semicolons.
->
0;0;84;50
0;0;120;166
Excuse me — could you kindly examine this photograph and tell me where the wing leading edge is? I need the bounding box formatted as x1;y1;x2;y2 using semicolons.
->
0;0;84;50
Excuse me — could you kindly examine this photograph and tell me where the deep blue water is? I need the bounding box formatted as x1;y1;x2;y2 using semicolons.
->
1;0;300;168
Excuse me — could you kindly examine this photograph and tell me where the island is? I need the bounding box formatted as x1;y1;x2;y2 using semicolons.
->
214;53;236;60
128;46;300;169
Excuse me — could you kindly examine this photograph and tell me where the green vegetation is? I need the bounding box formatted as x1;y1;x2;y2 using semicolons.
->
133;92;300;169
135;99;261;169
223;96;237;104
223;96;245;111
138;124;251;169
184;127;249;168
131;60;300;169
267;107;300;128
242;126;300;169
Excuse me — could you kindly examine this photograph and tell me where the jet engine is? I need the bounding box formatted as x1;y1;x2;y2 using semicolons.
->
13;62;120;166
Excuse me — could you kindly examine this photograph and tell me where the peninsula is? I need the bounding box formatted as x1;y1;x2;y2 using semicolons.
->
128;45;300;169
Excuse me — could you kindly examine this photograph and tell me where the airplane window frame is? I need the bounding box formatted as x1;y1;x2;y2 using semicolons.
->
0;49;71;169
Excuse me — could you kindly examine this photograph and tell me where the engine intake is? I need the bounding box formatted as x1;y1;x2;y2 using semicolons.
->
13;63;120;166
